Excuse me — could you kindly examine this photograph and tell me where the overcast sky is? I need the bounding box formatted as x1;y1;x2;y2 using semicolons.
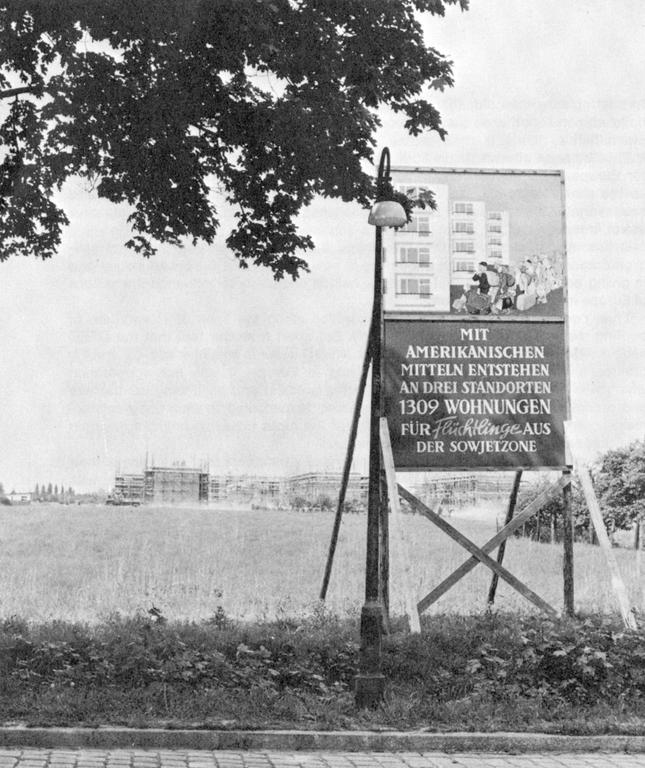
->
1;0;644;492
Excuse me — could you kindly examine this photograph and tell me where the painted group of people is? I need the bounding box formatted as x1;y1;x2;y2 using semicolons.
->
453;253;563;315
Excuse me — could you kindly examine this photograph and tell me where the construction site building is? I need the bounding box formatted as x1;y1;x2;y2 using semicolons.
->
143;466;209;505
412;471;519;512
413;473;477;511
287;472;366;505
112;474;145;504
208;475;228;502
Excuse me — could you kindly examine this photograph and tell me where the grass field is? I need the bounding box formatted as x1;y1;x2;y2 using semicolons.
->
0;502;643;622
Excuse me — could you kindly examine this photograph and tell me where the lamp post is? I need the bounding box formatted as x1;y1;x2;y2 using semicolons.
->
355;148;407;708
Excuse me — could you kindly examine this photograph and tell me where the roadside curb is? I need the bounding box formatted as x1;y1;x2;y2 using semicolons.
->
1;728;645;753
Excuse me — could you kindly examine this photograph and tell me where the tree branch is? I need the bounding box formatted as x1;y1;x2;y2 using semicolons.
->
0;85;39;100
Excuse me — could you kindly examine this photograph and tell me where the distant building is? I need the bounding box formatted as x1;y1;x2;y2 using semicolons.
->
8;491;31;504
110;467;365;507
111;473;145;505
409;472;519;511
207;474;228;502
143;466;209;505
287;472;366;505
209;474;285;505
411;474;477;511
251;476;284;503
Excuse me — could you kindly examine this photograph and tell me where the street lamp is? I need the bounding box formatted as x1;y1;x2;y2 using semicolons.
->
355;148;407;708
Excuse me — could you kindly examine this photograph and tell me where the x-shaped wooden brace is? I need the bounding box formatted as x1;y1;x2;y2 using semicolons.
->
398;475;572;617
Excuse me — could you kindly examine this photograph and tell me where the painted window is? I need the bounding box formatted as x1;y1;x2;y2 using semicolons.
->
397;277;432;297
396;246;431;266
453;260;475;272
400;214;432;236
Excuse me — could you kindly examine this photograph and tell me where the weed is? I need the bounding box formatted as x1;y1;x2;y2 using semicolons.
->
1;611;645;732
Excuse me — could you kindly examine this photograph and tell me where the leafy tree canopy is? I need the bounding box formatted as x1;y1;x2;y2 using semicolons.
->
594;440;645;530
516;440;645;545
0;0;467;279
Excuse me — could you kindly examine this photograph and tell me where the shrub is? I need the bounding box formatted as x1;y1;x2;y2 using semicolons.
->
2;611;645;731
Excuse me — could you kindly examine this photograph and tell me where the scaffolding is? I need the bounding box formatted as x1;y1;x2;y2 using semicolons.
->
111;474;145;505
143;466;209;505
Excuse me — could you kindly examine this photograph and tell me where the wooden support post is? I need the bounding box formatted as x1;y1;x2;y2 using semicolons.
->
565;421;637;630
379;470;390;630
379;418;421;633
412;475;570;615
578;465;637;630
562;469;575;617
638;520;645;612
320;325;372;601
487;470;522;607
400;484;561;617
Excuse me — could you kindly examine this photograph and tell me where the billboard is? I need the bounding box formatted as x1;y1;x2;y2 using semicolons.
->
381;168;569;471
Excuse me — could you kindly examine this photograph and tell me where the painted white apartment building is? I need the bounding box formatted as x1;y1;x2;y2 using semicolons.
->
450;204;510;287
382;169;510;312
450;199;486;287
485;209;510;269
382;180;451;312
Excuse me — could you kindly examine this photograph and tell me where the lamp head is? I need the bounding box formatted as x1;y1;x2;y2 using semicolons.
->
368;200;407;228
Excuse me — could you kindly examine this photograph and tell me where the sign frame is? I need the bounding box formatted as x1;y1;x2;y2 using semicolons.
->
382;166;571;473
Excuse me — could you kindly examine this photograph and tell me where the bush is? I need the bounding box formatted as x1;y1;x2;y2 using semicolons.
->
516;475;589;543
2;610;645;731
0;608;359;697
383;613;645;710
518;441;645;545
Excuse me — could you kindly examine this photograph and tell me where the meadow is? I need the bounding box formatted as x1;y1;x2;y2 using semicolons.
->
1;501;643;623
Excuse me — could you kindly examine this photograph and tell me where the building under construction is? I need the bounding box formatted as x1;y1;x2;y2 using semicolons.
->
109;473;145;505
110;466;368;507
287;472;366;505
143;466;209;504
109;465;208;505
411;471;519;513
110;465;519;509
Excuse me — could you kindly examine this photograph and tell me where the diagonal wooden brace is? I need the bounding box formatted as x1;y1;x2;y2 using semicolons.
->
398;476;571;616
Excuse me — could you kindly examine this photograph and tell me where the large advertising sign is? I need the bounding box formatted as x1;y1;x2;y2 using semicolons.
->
382;168;569;471
383;318;567;470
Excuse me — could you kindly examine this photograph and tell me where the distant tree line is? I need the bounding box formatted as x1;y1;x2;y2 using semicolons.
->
518;439;645;548
32;483;76;503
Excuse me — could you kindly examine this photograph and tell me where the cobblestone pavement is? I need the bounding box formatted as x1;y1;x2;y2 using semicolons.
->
1;750;645;768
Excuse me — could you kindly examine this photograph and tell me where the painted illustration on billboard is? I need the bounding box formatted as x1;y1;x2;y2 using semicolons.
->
383;318;568;470
382;169;566;318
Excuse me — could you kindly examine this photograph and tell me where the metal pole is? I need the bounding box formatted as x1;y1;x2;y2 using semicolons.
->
320;323;373;601
355;148;390;708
